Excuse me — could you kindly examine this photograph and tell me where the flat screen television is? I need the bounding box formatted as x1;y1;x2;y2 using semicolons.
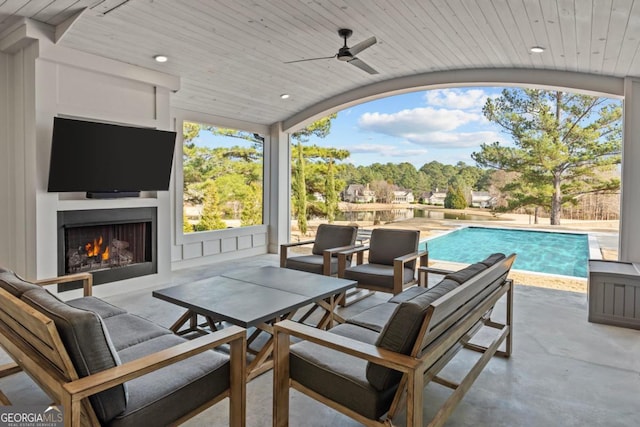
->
48;117;176;197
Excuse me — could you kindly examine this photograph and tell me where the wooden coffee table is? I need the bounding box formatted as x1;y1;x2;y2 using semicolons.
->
152;266;356;380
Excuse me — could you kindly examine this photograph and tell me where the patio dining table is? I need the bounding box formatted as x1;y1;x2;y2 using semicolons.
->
152;266;357;380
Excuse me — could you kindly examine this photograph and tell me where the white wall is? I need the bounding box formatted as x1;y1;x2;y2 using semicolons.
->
0;50;10;269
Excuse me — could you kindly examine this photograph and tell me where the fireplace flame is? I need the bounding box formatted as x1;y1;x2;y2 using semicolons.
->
102;246;109;261
85;236;104;258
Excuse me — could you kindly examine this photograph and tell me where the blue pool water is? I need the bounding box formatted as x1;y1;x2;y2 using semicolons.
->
419;227;589;278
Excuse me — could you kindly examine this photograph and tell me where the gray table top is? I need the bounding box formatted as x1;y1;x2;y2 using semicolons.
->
152;266;356;328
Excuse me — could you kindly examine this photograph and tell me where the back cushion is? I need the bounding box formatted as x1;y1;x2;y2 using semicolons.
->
368;229;419;268
0;268;42;297
366;279;455;391
444;263;487;284
21;289;126;424
312;224;357;255
480;253;506;267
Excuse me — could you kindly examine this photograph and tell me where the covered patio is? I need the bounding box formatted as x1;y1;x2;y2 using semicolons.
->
1;1;639;425
0;254;637;426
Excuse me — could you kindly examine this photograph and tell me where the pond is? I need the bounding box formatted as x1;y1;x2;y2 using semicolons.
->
335;208;500;223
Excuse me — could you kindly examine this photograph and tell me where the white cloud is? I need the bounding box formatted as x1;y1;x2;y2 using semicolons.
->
358;107;482;135
424;88;495;110
405;130;505;148
349;143;430;158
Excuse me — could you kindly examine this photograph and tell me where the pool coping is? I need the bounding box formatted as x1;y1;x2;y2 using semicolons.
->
420;225;599;280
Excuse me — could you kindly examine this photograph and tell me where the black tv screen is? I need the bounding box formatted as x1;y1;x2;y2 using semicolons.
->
48;117;176;194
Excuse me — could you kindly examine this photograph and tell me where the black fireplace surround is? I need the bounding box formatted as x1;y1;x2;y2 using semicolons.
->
57;207;157;291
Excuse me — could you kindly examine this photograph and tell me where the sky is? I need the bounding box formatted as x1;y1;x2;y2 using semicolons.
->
303;87;512;168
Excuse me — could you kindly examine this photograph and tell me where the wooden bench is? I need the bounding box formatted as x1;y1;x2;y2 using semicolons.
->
0;269;246;427
273;253;515;426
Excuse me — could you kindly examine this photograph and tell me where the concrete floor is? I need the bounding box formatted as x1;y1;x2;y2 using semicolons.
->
1;254;638;426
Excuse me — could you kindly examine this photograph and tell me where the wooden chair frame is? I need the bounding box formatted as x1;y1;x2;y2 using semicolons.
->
0;273;247;427
273;255;515;427
280;240;360;276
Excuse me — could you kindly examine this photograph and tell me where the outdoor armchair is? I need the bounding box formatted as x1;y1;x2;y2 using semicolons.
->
280;223;359;276
337;228;427;304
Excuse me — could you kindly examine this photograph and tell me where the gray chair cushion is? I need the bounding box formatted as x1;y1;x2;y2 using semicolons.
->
480;252;506;267
290;323;397;420
285;255;339;275
445;263;488;284
368;229;419;269
0;268;42;297
67;296;127;319
346;302;398;333
110;334;230;427
20;289;126;424
366;279;459;391
311;224;358;255
344;264;415;290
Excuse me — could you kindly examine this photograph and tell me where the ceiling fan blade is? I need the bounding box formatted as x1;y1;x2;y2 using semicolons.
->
284;55;336;64
349;36;377;56
348;57;379;74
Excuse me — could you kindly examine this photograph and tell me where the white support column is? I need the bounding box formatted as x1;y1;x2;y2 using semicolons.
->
267;122;290;253
620;78;640;262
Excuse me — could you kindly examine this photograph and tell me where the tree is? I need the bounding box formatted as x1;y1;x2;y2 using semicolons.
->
196;182;226;231
325;159;338;222
291;114;338;234
472;89;621;225
444;185;467;209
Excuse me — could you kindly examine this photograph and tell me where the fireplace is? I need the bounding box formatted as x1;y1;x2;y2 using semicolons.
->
57;208;157;291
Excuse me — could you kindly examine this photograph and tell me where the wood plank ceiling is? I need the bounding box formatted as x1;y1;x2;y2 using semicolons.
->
1;0;639;127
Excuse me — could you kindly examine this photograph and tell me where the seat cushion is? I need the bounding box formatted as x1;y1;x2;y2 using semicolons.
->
21;289;126;424
312;224;357;255
102;313;172;352
67;296;127;319
285;254;339;275
368;229;419;269
344;263;415;290
290;323;397;420
110;334;230;427
346;302;398;333
366;279;459;391
0;268;42;297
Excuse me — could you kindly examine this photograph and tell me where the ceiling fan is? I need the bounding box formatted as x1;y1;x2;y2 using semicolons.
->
285;29;379;74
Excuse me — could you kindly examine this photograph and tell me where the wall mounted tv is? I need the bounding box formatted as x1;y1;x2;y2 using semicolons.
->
48;117;177;198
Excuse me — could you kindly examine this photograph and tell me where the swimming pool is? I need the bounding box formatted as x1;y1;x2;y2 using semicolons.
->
419;227;589;278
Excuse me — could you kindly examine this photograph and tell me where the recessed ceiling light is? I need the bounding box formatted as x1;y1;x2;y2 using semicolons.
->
530;46;545;53
280;94;290;99
154;55;168;63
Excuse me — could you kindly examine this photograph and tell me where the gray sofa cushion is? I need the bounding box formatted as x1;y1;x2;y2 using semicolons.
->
312;224;357;255
67;296;127;319
110;334;230;427
344;264;415;290
368;229;419;269
388;286;430;303
21;289;126;424
285;255;339;275
290;323;397;420
0;268;42;297
366;279;459;391
346;302;398;333
444;263;487;284
101;313;172;352
480;252;506;267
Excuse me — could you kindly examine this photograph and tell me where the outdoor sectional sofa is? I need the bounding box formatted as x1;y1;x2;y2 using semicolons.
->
273;252;516;427
0;268;246;427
